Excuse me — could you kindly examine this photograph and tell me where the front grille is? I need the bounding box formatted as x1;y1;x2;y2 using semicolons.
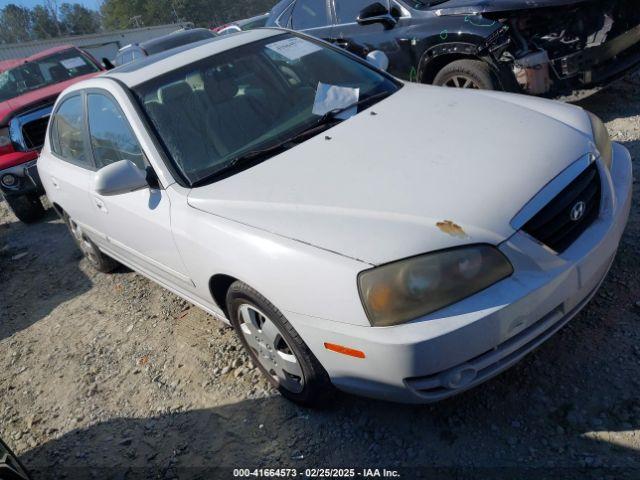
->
21;116;50;150
523;163;601;253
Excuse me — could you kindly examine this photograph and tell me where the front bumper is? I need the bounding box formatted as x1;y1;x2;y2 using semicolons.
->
0;156;43;198
290;143;633;403
547;27;640;98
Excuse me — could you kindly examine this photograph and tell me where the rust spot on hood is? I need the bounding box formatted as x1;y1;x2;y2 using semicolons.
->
436;220;468;238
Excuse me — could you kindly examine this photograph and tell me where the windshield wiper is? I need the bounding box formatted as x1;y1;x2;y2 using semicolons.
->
283;89;393;143
227;143;290;170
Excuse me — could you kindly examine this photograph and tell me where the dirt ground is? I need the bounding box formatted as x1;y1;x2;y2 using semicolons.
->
1;75;639;480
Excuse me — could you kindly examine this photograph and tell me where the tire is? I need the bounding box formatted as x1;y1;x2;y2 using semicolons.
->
64;214;119;273
5;194;45;223
226;281;334;406
433;59;497;90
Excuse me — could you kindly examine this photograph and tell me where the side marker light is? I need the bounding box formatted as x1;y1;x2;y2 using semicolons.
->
324;342;366;359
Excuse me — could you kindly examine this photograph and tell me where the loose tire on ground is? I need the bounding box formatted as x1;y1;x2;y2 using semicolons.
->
226;281;334;407
5;194;45;223
433;59;497;90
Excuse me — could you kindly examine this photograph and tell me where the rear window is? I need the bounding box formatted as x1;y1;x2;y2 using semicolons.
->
0;49;99;103
144;30;215;55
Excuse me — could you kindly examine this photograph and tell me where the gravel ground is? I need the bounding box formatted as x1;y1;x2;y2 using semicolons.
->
1;75;639;479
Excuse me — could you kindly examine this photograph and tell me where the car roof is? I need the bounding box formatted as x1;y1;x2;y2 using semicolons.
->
0;45;79;72
140;27;214;52
235;13;269;26
106;28;284;88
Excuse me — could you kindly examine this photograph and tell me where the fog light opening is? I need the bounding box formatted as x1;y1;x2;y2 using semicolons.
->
443;365;477;389
1;174;16;187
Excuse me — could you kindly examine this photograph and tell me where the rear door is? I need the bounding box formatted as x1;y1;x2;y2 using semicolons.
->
85;90;193;290
42;93;97;231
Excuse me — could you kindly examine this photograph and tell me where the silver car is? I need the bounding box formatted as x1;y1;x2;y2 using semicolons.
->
38;29;632;405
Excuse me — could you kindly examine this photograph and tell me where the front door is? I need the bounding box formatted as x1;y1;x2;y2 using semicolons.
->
85;90;193;290
43;94;97;230
330;0;415;80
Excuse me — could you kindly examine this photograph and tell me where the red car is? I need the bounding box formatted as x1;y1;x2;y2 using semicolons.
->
0;45;103;222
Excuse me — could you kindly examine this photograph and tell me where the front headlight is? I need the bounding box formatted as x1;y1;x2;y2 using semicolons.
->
358;245;513;327
587;112;612;170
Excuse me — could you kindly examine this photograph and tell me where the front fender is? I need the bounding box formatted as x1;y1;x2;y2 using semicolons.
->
408;15;512;84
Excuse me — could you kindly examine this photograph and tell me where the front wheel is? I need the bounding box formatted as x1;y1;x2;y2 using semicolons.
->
433;59;497;90
4;194;45;223
65;215;119;273
226;281;334;406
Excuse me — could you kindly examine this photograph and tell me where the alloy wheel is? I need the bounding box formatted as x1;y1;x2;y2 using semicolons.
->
237;304;305;394
444;75;480;89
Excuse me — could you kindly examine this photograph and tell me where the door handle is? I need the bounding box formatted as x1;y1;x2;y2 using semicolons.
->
93;197;108;213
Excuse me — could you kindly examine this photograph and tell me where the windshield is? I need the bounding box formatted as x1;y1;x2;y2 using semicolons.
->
0;49;99;103
133;33;400;185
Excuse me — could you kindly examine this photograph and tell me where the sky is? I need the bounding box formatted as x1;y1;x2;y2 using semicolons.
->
0;0;101;10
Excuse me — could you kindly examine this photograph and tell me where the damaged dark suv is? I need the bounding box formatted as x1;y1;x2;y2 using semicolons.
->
267;0;640;97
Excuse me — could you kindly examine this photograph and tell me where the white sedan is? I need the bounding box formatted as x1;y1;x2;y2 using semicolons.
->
37;29;632;405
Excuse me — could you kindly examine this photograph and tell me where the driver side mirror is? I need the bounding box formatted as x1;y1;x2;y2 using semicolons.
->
357;2;398;29
366;51;390;71
94;160;148;196
102;57;115;70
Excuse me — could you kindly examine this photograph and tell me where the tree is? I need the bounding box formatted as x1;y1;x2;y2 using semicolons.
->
0;2;104;44
59;3;102;35
101;0;152;30
0;4;33;44
101;0;276;29
31;4;60;39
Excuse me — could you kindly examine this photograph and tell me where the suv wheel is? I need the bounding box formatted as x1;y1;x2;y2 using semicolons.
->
433;59;497;90
4;194;45;223
65;216;119;273
226;281;334;406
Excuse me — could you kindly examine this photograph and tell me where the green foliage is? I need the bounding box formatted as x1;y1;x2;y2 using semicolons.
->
0;2;104;43
101;0;277;29
59;3;102;35
0;4;33;43
31;5;61;39
0;0;278;44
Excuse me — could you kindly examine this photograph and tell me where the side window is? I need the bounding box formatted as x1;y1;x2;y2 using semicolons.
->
291;0;329;30
335;0;376;24
51;95;90;167
276;2;295;27
87;93;145;170
122;51;134;65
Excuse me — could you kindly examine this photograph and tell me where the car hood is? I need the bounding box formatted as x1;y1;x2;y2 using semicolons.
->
188;83;593;266
0;72;98;126
433;0;591;14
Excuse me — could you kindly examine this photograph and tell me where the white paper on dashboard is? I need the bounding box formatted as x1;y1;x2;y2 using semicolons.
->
266;37;322;61
312;82;359;120
61;57;86;69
